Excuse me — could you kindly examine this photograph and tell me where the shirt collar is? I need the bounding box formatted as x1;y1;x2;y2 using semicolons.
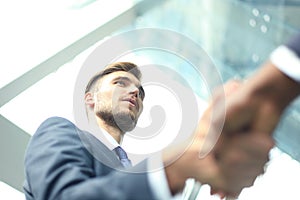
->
90;127;122;151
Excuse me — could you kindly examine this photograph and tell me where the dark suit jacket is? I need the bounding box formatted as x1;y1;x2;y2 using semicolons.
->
286;33;300;57
23;117;156;200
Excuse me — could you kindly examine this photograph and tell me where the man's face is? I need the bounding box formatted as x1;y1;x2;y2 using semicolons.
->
93;71;144;132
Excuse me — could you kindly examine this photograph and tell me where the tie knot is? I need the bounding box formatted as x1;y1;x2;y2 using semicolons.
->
114;146;128;159
114;146;132;168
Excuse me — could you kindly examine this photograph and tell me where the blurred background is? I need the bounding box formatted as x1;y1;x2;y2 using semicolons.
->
1;0;300;199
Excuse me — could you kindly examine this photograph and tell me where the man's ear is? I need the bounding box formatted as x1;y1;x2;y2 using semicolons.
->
85;92;95;108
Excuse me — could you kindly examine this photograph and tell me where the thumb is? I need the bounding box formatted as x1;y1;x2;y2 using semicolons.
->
198;80;243;157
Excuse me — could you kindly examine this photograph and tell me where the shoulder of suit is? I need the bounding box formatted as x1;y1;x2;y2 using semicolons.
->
33;116;81;137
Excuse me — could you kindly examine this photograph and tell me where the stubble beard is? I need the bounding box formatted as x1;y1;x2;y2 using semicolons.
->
97;107;137;133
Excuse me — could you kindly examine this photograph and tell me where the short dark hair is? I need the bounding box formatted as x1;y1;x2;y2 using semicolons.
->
85;62;144;99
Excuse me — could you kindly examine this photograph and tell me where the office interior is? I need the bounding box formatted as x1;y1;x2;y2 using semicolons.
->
1;0;300;199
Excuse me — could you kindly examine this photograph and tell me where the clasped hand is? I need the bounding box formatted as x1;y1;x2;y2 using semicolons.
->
164;80;274;199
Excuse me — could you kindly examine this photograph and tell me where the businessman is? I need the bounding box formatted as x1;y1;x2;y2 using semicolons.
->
23;62;273;199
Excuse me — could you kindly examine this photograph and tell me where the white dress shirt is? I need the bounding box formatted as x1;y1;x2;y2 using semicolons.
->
270;45;300;82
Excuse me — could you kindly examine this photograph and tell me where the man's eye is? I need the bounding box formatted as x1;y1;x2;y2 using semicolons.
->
115;80;126;86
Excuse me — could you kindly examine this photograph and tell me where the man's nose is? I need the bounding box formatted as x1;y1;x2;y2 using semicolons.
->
129;84;139;98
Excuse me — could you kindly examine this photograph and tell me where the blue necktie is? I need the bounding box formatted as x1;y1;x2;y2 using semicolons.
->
114;146;132;168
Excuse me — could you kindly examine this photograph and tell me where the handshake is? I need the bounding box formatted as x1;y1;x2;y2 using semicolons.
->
162;62;300;198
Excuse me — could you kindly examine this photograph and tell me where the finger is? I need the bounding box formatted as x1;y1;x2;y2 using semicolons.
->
197;81;244;158
210;190;226;199
212;79;243;102
218;131;274;161
233;133;274;160
214;133;274;193
252;104;281;135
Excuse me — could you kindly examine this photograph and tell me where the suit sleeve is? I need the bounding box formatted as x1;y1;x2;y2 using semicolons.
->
24;117;156;200
286;33;300;57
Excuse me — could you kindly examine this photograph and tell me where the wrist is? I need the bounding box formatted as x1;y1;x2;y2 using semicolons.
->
247;61;300;113
164;163;186;195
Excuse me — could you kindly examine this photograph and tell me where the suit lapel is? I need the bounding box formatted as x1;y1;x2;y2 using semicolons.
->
77;129;122;168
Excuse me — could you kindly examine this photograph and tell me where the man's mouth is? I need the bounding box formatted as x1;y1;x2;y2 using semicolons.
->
123;98;138;108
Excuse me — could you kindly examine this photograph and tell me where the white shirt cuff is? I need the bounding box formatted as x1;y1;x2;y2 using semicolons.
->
270;45;300;82
147;153;172;200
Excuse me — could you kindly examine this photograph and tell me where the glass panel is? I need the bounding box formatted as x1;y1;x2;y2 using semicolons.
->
131;0;300;161
0;0;138;88
127;0;300;198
